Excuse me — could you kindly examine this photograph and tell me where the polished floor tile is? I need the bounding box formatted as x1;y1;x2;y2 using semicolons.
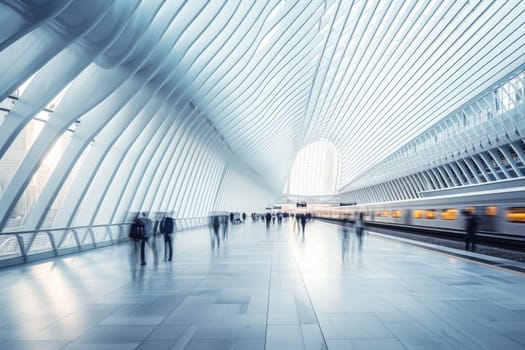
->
1;220;524;349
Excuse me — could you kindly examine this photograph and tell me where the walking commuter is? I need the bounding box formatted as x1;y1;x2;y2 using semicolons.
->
140;212;153;266
153;217;160;240
160;215;174;261
222;214;228;239
463;209;478;251
265;212;272;229
300;214;306;236
129;215;144;270
340;218;351;261
242;212;247;222
212;215;221;249
354;212;364;253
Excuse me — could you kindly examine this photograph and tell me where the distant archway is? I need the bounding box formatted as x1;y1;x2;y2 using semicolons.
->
286;140;340;195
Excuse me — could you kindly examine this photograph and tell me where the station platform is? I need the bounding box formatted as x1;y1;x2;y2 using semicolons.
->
1;221;524;350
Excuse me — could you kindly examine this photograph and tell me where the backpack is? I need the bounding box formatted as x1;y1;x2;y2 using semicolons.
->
129;219;145;240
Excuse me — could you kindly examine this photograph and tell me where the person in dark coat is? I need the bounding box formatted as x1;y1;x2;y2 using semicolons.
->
300;214;306;236
140;212;153;266
213;215;221;248
463;210;478;251
265;212;271;229
354;212;364;253
160;216;174;261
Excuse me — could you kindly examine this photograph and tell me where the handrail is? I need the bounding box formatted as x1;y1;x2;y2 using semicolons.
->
0;223;128;236
0;216;211;267
0;216;211;236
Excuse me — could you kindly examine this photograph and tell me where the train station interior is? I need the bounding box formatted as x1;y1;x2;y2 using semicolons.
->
0;1;524;349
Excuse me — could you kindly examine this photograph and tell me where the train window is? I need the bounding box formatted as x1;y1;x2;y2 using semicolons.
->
413;210;423;219
485;206;498;216
506;208;525;223
440;209;458;220
391;210;402;218
466;206;475;214
426;210;436;219
383;210;389;217
376;210;381;217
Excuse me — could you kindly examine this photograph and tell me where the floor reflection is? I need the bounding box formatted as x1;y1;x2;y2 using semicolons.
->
1;221;524;349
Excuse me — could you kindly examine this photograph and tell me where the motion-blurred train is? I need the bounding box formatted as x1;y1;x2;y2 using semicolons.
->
312;187;525;236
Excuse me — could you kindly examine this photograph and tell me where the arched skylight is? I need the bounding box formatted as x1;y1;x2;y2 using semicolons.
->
287;140;339;195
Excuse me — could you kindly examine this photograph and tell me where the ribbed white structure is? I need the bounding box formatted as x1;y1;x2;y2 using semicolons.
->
0;0;524;233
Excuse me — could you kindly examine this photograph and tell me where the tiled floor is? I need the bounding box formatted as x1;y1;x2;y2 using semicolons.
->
1;220;525;349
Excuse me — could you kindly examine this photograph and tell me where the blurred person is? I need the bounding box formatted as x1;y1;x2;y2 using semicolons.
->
211;215;221;249
242;212;247;222
300;213;306;236
355;212;364;253
160;215;174;261
151;214;160;268
153;215;160;239
129;214;144;276
463;209;478;252
265;212;272;229
140;212;153;266
222;214;229;239
340;217;351;261
208;215;215;249
277;212;282;225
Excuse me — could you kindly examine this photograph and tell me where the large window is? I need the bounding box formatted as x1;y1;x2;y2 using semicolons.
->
286;140;339;195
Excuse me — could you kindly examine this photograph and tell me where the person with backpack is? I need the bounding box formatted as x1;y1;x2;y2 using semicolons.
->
129;215;144;267
129;216;145;241
160;215;174;261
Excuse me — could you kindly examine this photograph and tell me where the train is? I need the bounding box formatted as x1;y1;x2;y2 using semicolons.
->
311;187;525;236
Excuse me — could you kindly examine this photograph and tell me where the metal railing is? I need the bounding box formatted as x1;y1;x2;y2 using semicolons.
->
174;216;209;231
0;216;210;268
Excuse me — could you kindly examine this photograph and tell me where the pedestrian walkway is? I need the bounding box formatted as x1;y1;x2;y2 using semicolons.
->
0;221;524;349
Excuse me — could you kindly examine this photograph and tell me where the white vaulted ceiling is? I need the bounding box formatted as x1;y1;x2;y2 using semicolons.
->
0;0;524;230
